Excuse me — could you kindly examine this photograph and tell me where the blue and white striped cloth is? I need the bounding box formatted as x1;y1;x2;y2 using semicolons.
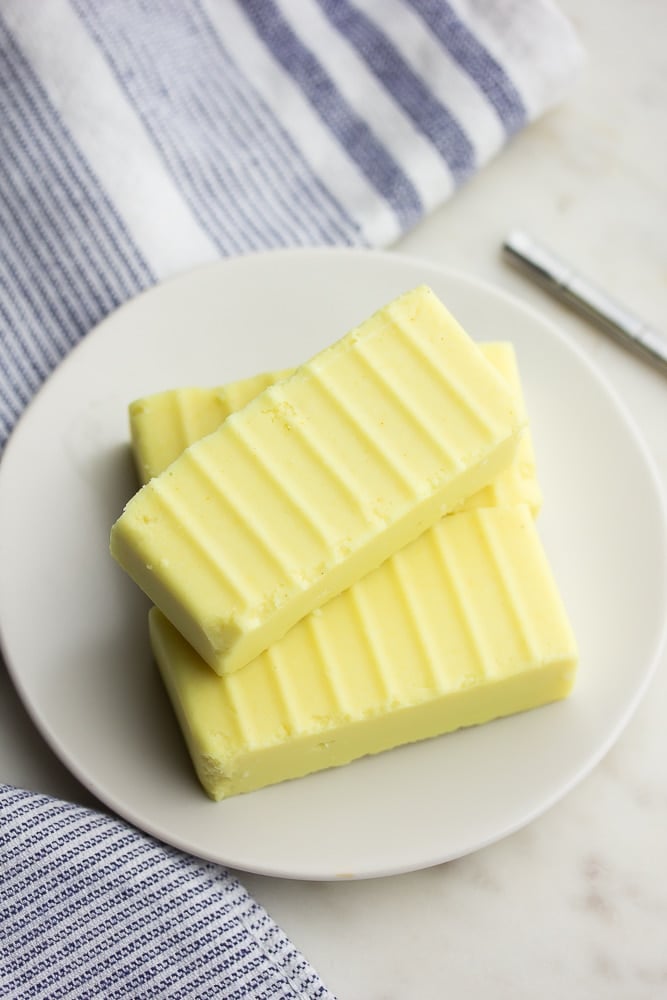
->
0;785;333;999
1;2;582;996
0;0;584;454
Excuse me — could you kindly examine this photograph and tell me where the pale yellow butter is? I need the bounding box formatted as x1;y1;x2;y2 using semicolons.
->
129;345;541;515
457;343;542;515
149;506;577;800
112;286;524;675
129;371;292;485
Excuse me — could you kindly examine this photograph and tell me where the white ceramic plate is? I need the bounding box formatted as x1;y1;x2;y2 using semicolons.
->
1;249;666;881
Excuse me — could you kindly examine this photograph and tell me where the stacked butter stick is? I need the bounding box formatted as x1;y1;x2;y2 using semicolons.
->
110;286;577;800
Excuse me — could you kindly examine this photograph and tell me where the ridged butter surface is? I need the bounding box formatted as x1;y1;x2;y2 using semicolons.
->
129;371;292;484
112;286;524;674
129;346;541;516
149;506;577;800
455;343;542;515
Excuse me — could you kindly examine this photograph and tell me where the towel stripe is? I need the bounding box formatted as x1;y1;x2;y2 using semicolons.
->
353;0;505;166
71;0;361;254
315;0;475;181
1;142;102;345
203;0;401;246
0;785;333;999
0;15;153;452
406;0;527;133
0;23;150;302
241;0;423;229
0;0;224;280
273;0;456;212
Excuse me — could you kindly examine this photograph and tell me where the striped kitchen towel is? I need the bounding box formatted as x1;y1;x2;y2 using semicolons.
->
0;0;583;454
1;2;582;998
0;784;334;999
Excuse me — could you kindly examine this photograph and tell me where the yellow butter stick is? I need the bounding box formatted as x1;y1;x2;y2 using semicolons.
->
112;286;524;675
129;345;541;516
150;505;577;800
129;370;292;486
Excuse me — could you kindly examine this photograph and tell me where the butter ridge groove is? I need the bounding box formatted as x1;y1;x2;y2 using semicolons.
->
113;286;524;674
149;506;578;800
128;343;541;515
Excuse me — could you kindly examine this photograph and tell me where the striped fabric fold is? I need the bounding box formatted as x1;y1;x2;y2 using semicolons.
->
0;13;153;442
0;0;583;454
71;0;362;254
405;0;528;132
315;0;478;180
0;785;334;1000
0;2;583;997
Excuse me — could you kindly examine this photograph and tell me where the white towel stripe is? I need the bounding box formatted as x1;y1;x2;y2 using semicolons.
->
203;0;401;247
358;0;506;164
445;0;584;119
281;0;456;210
2;0;220;280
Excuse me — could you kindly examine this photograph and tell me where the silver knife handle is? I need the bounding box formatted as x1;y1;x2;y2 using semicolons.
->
503;230;667;376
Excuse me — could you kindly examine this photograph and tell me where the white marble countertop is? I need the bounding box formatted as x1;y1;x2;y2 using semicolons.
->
2;1;666;997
